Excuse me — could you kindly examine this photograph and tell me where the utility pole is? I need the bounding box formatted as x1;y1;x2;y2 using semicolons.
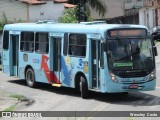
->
78;0;86;22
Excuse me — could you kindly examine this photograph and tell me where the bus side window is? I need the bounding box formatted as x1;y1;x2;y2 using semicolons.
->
3;31;9;50
100;42;104;69
63;33;68;56
68;33;86;57
20;32;34;52
35;32;49;54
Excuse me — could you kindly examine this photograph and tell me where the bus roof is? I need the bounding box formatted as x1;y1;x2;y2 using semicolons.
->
3;22;148;34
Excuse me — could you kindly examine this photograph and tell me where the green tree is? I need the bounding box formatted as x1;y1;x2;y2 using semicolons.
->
58;6;93;23
58;7;78;23
68;0;107;17
0;12;8;30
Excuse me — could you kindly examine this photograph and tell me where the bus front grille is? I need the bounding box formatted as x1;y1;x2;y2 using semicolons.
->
116;71;150;78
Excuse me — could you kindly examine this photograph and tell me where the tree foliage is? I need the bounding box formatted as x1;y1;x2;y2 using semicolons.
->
68;0;107;17
58;6;93;23
0;12;23;30
58;7;78;23
0;12;7;30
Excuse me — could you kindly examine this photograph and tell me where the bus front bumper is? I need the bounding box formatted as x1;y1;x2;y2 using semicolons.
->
104;79;156;93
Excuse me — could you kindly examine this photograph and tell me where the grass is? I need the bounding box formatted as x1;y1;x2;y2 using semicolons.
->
3;105;16;112
1;94;27;112
9;94;26;100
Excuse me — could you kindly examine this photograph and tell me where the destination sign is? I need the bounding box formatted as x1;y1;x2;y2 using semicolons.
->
108;29;147;38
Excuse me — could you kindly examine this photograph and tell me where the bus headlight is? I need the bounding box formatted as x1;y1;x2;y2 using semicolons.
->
109;72;117;82
150;71;155;80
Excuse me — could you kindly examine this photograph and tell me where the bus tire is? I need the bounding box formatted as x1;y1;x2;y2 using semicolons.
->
25;68;36;88
80;76;88;99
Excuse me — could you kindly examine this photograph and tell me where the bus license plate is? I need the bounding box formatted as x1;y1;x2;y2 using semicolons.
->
129;85;138;89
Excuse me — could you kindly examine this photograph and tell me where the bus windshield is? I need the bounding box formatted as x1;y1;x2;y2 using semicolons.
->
106;37;154;70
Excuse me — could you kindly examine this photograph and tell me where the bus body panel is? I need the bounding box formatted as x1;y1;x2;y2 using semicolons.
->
61;55;89;88
2;50;10;75
2;22;156;96
3;32;20;76
104;79;156;93
60;55;72;87
18;52;51;83
102;50;156;93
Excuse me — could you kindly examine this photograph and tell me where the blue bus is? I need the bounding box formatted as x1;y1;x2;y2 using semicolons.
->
2;21;158;98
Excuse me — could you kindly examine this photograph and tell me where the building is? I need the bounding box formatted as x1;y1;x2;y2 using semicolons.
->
123;0;145;24
91;0;124;19
0;0;28;22
91;0;145;24
0;0;67;58
0;0;65;22
123;0;160;31
144;0;160;26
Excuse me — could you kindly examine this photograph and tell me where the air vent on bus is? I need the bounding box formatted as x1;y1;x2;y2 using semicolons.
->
117;71;150;78
80;21;107;25
36;20;56;24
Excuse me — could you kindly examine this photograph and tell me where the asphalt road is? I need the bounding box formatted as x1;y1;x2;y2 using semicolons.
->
0;43;160;120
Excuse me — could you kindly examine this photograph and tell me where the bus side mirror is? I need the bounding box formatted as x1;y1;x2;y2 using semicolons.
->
153;46;158;56
151;36;158;56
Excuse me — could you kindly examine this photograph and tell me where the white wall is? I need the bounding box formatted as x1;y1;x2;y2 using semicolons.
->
0;0;28;22
139;7;156;31
91;0;124;19
124;0;144;9
29;1;65;22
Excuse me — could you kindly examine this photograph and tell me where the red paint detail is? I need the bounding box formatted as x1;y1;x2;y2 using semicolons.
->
52;71;61;83
41;54;60;84
41;54;49;71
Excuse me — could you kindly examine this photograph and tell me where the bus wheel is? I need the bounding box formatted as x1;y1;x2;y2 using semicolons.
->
80;76;88;99
26;68;36;88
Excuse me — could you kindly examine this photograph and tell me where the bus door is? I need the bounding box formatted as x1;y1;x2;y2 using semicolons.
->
52;37;62;82
91;40;100;89
10;34;19;76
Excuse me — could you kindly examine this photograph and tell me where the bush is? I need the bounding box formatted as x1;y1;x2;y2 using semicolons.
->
58;6;93;23
58;7;78;23
0;12;8;30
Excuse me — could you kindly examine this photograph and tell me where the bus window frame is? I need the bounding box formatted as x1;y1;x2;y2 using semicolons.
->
20;31;34;53
106;36;155;71
35;32;49;54
68;33;87;58
63;33;68;56
100;42;104;69
3;30;9;51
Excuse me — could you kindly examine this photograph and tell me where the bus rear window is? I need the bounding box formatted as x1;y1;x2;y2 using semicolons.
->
3;31;9;50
